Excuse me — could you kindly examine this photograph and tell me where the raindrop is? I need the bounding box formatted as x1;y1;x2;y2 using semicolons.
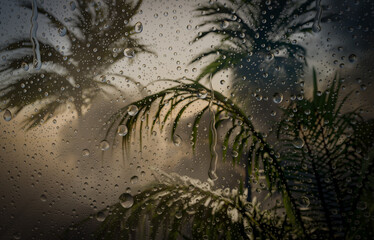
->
312;0;322;33
119;193;134;208
220;79;225;85
96;211;106;222
130;176;139;184
221;20;229;29
124;48;135;58
82;149;90;157
58;27;67;37
70;1;76;11
100;140;110;151
298;196;310;208
272;93;283;104
127;105;138;116
3;109;12;121
173;134;182;146
40;194;47;202
293;137;305;149
134;22;143;33
21;62;29;71
197;89;208;99
357;201;367;210
117;125;128;136
175;210;182;219
232;151;238;158
348;54;357;63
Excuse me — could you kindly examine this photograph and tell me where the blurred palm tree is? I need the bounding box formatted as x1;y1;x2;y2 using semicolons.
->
190;0;334;112
75;71;374;239
0;0;150;129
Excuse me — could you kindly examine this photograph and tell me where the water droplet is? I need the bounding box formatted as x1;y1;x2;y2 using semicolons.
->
58;27;67;37
70;1;76;11
312;23;321;33
117;125;128;136
221;20;229;29
298;196;310;208
3;109;12;121
124;48;135;58
272;93;283;104
266;52;274;61
220;79;225;85
197;89;208;99
293;137;305;149
82;149;90;157
186;24;192;30
175;210;182;219
348;54;357;63
357;201;367;210
100;140;110;151
21;62;29;71
119;193;134;208
130;176;138;184
134;22;143;33
40;194;47;202
127;105;138;116
232;151;238;158
96;211;106;222
173;134;182;146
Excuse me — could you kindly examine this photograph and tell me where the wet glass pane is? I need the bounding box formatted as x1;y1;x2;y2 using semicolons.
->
0;0;373;239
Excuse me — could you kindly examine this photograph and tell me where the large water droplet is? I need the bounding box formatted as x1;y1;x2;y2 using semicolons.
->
82;149;90;157
3;109;12;121
96;211;106;222
119;193;134;208
21;62;29;71
348;54;357;63
100;140;110;151
298;196;310;208
70;1;76;11
40;194;47;202
127;105;138;116
173;134;182;146
134;22;143;33
58;27;67;37
117;125;128;136
197;89;208;99
293;137;305;149
130;175;139;184
221;20;229;29
272;93;283;104
124;48;135;58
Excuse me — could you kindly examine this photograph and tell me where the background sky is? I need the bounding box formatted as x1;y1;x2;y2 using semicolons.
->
0;0;373;239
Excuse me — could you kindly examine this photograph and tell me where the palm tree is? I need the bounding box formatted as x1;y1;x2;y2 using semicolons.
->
190;0;334;112
0;0;150;129
69;71;374;239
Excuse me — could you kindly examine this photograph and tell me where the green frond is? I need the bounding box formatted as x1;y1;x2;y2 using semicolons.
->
66;172;294;240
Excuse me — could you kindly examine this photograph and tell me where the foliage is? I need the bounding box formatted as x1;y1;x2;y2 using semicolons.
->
190;0;335;110
0;0;149;129
66;172;293;240
96;70;374;239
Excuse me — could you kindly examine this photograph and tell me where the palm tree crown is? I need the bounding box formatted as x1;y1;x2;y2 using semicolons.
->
191;0;334;111
0;0;150;128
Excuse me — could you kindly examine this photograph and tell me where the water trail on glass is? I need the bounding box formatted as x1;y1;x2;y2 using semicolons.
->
30;0;42;70
312;0;323;32
208;74;218;181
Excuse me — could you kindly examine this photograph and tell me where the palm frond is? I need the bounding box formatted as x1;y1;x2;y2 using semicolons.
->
276;69;374;238
66;172;294;240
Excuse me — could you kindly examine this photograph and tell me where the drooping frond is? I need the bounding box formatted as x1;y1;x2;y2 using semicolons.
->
276;69;374;238
106;77;310;236
66;172;293;240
